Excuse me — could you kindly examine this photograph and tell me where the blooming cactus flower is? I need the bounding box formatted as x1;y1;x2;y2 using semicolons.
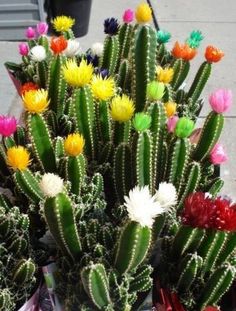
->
0;115;17;137
167;116;179;133
123;9;134;23
155;182;177;208
40;173;64;198
205;45;224;63
91;42;104;57
135;3;152;24
7;146;31;171
30;46;47;62
36;22;48;35
104;18;119;35
209;89;232;114
25;27;35;39
50;36;68;54
64;39;81;57
175;117;195;138
210;143;228;165
18;43;29;56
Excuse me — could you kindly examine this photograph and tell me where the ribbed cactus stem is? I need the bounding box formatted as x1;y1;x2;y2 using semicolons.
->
0;144;10;176
12;259;36;284
101;35;120;75
113;121;131;146
217;232;236;265
118;23;133;60
37;61;48;88
193;112;224;161
115;221;151;274
171;59;190;91
96;100;112;143
47;54;67;115
131;25;157;111
14;169;43;203
187;61;212;104
72;86;96;159
117;59;130;90
65;154;86;196
44;192;82;260
38;35;49;52
27;113;57;172
208;177;224;198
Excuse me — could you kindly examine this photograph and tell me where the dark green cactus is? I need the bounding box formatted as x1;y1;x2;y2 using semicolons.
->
12;259;36;284
217;232;236;265
101;35;120;75
65;154;86;196
171;59;190;91
117;59;130;90
118;23;133;60
96;100;112;143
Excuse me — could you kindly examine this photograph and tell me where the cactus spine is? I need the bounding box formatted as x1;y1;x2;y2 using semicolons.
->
118;23;133;60
12;259;36;284
65;154;86;196
171;59;190;91
101;36;120;75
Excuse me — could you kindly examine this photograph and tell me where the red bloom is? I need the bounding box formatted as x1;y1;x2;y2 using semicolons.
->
172;41;197;61
20;82;39;95
50;36;68;54
204;307;220;311
205;46;224;63
182;192;236;232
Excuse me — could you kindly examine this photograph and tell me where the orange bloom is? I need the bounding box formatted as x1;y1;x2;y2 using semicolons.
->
205;46;224;63
20;82;39;95
50;36;68;54
172;42;197;61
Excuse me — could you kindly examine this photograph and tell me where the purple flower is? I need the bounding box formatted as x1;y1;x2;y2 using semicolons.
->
167;116;179;133
36;22;48;35
18;43;29;56
95;68;109;78
26;27;36;39
0;115;17;137
86;54;99;67
104;18;119;35
209;89;232;114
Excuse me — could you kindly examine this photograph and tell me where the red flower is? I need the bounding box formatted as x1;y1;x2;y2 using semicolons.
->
205;46;224;63
20;82;39;95
50;36;68;54
214;198;236;231
172;42;197;61
204;307;220;311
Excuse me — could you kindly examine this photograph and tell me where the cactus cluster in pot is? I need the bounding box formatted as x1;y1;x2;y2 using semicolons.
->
0;2;234;310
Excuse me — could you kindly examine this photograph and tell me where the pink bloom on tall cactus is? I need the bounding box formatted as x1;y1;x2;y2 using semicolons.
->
18;43;29;56
210;143;228;165
167;116;179;133
25;27;36;39
123;9;134;23
209;89;232;113
0;115;17;137
36;22;48;35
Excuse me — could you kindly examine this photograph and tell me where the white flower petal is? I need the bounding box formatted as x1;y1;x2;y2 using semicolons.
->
91;42;104;57
64;39;81;57
155;182;177;208
30;45;46;62
40;173;64;197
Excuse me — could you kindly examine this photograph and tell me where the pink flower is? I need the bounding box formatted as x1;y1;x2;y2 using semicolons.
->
25;27;36;39
209;89;232;114
210;143;228;165
0;115;17;137
123;9;134;23
167;116;179;133
18;43;29;56
36;22;48;35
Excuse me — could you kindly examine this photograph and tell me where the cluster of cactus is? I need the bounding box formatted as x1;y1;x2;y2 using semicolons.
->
0;2;233;310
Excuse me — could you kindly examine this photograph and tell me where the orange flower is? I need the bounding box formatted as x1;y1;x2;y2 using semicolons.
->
20;82;39;96
205;46;224;63
172;42;197;61
50;36;68;54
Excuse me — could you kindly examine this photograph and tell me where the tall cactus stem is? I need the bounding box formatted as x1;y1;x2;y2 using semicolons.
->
65;154;86;196
101;36;120;75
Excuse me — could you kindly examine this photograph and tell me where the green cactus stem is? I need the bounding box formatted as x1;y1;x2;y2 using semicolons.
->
37;60;47;88
65;154;86;196
38;35;49;52
47;54;67;115
113;121;132;146
26;113;57;172
0;193;11;210
0;289;12;311
44;192;82;260
208;177;224;198
12;259;36;284
113;143;133;203
0;145;10;177
81;263;112;310
55;136;65;160
96;100;112;143
197;263;235;309
115;221;151;274
13;126;26;146
187;61;212;105
14;169;43;203
118;23;133;60
131;25;157;111
171;59;190;91
217;232;236;265
71;86;96;159
101;35;120;75
117;59;130;90
193;112;224;162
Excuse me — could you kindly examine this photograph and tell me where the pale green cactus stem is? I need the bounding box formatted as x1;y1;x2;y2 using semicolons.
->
65;154;86;196
44;192;82;260
26;113;57;172
115;221;152;274
117;59;130;90
47;54;67;115
12;259;36;284
171;59;190;91
81;263;112;310
71;86;96;159
95;100;112;143
197;263;236;309
193;112;224;161
14;169;43;203
131;25;157;111
101;35;120;74
187;61;212;105
177;253;203;292
113;121;132;146
113;143;133;203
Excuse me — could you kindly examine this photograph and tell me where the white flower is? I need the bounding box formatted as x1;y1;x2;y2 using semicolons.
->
40;173;64;198
155;182;177;208
30;45;46;62
91;42;104;57
64;39;81;57
124;186;164;228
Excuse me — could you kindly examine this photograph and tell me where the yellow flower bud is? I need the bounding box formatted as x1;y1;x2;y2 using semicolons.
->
64;133;85;157
7;146;31;171
164;102;177;117
135;3;152;23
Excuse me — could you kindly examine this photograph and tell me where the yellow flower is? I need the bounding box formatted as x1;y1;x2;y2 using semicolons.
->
22;89;49;114
52;16;75;33
64;133;85;156
165;102;177;117
110;95;135;122
157;66;174;84
135;3;152;23
63;59;93;87
7;146;31;171
91;75;115;101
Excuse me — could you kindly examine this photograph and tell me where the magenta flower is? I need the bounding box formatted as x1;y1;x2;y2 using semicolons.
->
0;116;17;137
18;43;29;56
123;9;134;23
209;89;232;114
25;27;36;39
167;116;179;133
210;143;228;165
36;22;48;35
